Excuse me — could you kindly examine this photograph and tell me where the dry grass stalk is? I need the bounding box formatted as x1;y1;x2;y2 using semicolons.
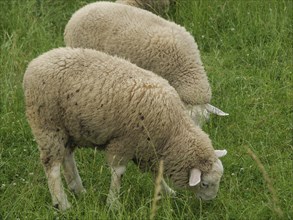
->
246;146;284;218
150;160;164;220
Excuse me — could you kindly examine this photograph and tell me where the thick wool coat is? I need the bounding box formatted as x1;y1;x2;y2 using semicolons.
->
23;48;216;189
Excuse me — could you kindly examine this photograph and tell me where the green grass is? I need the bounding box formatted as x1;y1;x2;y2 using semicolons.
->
0;0;292;219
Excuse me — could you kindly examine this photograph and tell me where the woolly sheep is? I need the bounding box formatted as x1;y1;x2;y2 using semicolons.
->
23;48;227;211
115;0;170;14
64;1;228;127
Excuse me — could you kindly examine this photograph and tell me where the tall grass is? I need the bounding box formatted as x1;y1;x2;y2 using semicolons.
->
0;0;292;219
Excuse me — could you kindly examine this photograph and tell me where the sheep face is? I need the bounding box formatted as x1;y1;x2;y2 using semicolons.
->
185;104;229;127
186;104;210;127
189;150;227;200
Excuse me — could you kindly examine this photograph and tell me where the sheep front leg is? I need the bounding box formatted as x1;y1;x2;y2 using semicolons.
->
106;165;126;209
62;147;86;195
106;138;132;209
151;172;176;196
161;178;176;196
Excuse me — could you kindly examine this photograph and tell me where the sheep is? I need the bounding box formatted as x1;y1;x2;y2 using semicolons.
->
23;47;227;211
64;1;228;127
115;0;170;14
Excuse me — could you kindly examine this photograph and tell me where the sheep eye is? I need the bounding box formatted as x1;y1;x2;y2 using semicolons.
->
201;182;209;188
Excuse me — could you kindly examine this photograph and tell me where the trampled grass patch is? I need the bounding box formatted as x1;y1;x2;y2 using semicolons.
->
0;0;292;219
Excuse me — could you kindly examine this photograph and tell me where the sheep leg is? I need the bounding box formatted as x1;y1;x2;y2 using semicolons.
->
106;165;126;209
62;147;86;195
45;163;71;211
161;178;176;196
105;139;132;209
38;130;71;211
151;172;176;196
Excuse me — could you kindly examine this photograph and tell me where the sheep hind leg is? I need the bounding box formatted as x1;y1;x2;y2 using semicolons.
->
106;165;126;209
38;131;71;211
42;159;71;211
62;147;86;195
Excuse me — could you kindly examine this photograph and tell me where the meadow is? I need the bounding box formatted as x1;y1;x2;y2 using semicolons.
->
0;0;292;219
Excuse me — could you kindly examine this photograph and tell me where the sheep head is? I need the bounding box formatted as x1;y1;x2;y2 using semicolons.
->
185;104;228;127
189;149;227;200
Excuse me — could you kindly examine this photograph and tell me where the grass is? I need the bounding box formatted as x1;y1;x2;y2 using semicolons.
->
0;0;292;219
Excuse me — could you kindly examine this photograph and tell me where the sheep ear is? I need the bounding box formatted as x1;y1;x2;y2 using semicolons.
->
205;104;229;116
189;168;201;186
215;150;227;158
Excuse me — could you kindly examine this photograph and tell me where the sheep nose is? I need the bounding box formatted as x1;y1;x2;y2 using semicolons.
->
203;195;216;201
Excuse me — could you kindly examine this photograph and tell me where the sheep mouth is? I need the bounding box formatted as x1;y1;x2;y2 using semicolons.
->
196;194;216;201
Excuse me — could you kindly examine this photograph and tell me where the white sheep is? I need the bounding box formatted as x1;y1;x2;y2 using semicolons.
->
23;47;227;211
64;1;228;127
115;0;170;14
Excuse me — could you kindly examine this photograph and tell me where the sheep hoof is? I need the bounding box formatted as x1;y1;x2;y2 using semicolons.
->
168;190;177;197
107;198;122;210
80;188;87;194
53;201;71;211
161;189;177;197
74;187;87;196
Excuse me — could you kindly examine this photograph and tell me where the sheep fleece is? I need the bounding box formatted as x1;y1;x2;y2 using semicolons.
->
23;48;216;188
64;2;211;106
